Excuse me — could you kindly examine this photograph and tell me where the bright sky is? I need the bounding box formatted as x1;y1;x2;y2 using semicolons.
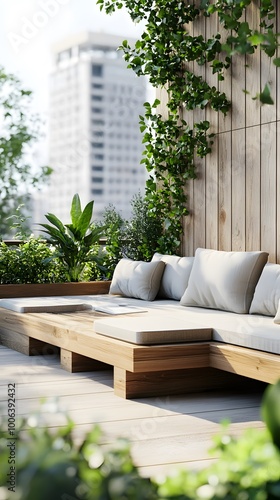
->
0;0;144;113
0;0;145;163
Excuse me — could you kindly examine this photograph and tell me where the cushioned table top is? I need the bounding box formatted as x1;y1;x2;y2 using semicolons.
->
94;315;212;345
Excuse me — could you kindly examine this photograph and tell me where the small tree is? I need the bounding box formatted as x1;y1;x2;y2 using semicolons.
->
0;66;51;237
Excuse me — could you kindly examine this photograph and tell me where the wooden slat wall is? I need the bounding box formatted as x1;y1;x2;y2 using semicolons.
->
161;2;280;261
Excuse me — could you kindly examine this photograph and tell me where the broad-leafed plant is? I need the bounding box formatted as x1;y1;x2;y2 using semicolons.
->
40;193;105;282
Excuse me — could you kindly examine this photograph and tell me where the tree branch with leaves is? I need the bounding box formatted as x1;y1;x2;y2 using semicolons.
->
0;67;52;238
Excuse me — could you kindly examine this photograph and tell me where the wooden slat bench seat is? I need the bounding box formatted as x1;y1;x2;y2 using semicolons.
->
0;307;278;398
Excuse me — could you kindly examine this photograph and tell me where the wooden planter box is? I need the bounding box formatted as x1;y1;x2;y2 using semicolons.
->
0;281;111;298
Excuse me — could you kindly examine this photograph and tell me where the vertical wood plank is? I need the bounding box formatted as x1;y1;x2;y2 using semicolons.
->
218;132;232;250
218;24;232;134
193;157;206;250
245;125;261;251
245;1;261;128
231;11;246;131
231;129;246;250
192;8;206;250
205;8;219;250
260;0;277;126
205;142;219;250
182;182;195;257
260;122;277;260
260;53;277;125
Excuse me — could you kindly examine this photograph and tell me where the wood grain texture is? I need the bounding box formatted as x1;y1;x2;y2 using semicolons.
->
260;122;277;261
0;307;275;399
0;281;111;298
231;128;246;251
1;344;265;476
218;131;232;250
170;2;280;260
60;349;110;373
210;343;280;383
113;366;258;399
245;2;261;128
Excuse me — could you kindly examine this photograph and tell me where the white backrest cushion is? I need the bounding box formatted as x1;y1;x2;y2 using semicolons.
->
109;258;165;301
152;253;194;300
180;248;268;313
273;299;280;324
250;263;280;316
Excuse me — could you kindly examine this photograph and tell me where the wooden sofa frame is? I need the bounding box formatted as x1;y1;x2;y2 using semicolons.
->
0;304;280;398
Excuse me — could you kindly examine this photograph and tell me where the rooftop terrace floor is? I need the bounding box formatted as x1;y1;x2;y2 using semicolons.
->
0;344;266;478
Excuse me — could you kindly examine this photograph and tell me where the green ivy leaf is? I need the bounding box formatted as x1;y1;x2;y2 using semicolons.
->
259;83;274;105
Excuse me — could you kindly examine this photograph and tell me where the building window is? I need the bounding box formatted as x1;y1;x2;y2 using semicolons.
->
92;107;102;114
92;177;103;183
92;83;103;89
92;64;103;77
92;95;103;101
92;166;103;171
92;119;104;126
92;142;104;148
92;189;103;195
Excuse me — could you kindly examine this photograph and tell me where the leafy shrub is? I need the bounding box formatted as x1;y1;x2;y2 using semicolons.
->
0;382;280;499
0;239;67;284
101;193;165;278
0;194;107;284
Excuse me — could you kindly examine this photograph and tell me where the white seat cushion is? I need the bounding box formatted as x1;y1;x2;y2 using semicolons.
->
88;295;280;353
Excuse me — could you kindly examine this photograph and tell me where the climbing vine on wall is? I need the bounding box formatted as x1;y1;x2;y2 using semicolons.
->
98;0;279;255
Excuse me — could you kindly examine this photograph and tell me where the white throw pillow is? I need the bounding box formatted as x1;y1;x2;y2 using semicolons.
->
109;258;165;301
180;248;268;314
152;253;194;300
250;263;280;316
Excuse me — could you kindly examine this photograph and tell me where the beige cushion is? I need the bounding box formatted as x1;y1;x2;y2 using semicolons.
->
0;297;91;313
109;258;165;301
180;248;268;314
250;263;280;316
152;253;194;300
94;315;212;345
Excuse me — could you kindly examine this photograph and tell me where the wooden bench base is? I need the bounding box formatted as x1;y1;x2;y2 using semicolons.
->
0;308;277;398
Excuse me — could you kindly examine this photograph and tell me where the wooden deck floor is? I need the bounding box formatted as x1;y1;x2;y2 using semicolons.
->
0;344;266;478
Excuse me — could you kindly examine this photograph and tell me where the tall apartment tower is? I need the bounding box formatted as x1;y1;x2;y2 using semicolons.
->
46;32;147;222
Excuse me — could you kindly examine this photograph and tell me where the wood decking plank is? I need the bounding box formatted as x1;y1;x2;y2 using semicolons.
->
0;346;265;477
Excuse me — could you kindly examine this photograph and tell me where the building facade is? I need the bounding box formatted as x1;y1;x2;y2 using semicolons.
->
46;31;147;223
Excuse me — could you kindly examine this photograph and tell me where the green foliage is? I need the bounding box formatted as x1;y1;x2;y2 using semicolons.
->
97;0;279;251
0;239;66;284
0;67;52;238
40;193;105;282
101;193;164;278
262;379;280;449
1;382;280;499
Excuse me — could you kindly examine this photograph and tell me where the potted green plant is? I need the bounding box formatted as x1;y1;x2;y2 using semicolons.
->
40;193;105;283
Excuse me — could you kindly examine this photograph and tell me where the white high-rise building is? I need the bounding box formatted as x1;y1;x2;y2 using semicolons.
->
46;31;147;222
